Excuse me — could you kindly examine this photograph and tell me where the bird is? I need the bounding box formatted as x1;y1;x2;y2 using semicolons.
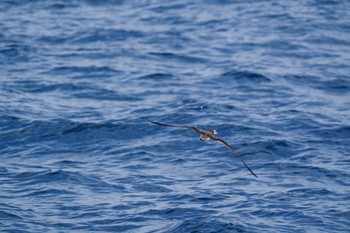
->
147;119;258;177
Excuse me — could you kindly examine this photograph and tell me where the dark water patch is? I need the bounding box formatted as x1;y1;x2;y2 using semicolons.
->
37;32;80;45
283;74;350;94
51;120;150;140
241;139;300;159
220;70;271;83
306;36;350;47
46;65;120;76
112;201;153;211
287;188;332;197
321;78;350;94
264;139;300;152
117;150;154;164
2;228;31;233
262;40;307;51
73;88;141;101
0;115;24;131
145;15;191;26
312;77;350;94
0;210;23;220
47;3;67;10
0;1;16;11
4;80;92;94
277;110;337;127
0;117;50;149
257;12;295;20
0;166;9;175
37;35;69;45
149;3;187;13
189;193;228;203
283;74;320;86
73;29;144;44
21;82;83;93
4;79;138;102
269;163;350;183
50;160;86;167
84;222;140;232
0;0;55;7
308;125;350;139
148;52;207;64
137;73;175;80
0;43;32;64
0;119;150;154
10;169;125;192
82;0;125;6
132;183;172;193
49;50;123;61
19;188;76;197
175;100;243;115
0;45;21;58
143;207;216;219
251;208;325;231
0;118;85;149
168;219;247;233
309;0;345;6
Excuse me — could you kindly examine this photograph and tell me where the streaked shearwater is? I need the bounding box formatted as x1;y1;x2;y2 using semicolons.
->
147;119;258;178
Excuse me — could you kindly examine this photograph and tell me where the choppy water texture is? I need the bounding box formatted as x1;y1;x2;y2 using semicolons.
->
1;0;350;232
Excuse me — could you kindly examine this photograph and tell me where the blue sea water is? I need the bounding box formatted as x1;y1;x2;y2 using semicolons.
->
1;0;350;232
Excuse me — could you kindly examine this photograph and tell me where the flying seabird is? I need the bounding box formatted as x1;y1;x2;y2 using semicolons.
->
147;119;258;178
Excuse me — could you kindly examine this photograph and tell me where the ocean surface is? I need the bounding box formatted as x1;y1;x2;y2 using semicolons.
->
1;0;350;232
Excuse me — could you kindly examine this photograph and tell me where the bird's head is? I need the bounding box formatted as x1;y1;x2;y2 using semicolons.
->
209;129;217;135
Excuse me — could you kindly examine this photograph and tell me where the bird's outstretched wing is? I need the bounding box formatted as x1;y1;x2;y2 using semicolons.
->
212;137;258;178
146;119;203;134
